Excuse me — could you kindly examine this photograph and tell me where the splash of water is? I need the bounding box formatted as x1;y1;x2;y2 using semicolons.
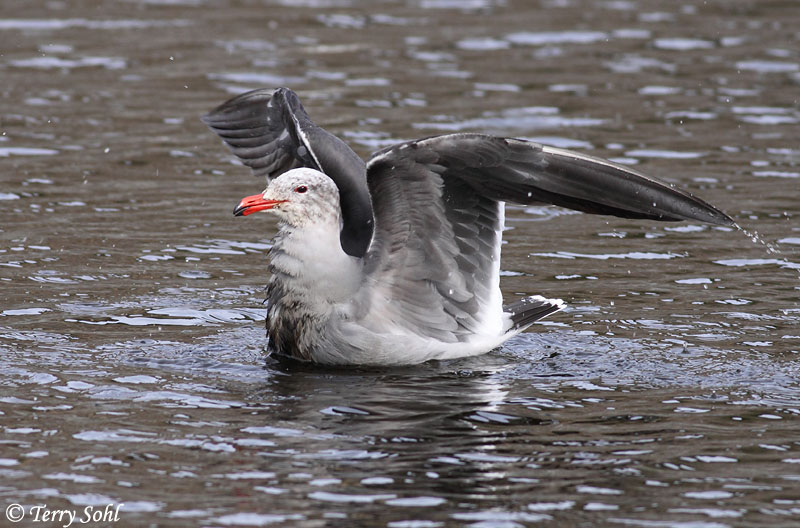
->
734;223;780;255
730;223;800;282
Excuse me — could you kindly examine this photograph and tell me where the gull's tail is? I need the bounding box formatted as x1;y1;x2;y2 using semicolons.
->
505;295;566;332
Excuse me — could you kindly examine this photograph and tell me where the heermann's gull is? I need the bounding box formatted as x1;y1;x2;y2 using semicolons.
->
203;87;733;366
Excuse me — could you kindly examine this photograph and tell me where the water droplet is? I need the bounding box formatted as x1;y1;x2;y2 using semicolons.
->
735;225;780;255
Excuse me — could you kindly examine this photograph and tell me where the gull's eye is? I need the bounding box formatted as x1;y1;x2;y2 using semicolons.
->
294;185;308;194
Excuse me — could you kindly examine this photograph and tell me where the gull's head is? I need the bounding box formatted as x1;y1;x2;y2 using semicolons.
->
233;168;340;226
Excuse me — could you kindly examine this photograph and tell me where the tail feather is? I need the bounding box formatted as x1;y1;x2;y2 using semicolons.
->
505;295;565;331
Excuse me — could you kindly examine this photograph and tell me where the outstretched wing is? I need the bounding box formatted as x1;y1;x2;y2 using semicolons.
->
463;139;734;225
359;133;733;340
203;87;373;256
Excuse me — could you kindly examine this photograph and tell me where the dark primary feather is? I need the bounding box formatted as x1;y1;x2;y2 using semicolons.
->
202;87;307;180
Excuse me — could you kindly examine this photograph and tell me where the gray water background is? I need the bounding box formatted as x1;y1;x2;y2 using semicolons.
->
1;0;800;526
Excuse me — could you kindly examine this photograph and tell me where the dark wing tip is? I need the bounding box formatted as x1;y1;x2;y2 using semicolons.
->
201;87;280;127
680;196;736;227
202;87;308;180
527;143;736;227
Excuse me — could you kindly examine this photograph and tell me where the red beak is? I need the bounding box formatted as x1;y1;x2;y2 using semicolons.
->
233;194;287;217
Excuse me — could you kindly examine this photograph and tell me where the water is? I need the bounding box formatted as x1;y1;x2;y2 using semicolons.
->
2;0;800;526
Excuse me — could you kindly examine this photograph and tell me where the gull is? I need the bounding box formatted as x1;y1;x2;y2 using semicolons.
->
203;87;733;366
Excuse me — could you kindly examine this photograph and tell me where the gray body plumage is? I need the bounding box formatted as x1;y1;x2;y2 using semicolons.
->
205;87;734;366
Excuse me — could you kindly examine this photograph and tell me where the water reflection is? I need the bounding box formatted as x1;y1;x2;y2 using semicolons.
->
243;360;556;511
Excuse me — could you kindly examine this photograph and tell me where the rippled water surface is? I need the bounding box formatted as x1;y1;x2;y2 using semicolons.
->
2;0;800;526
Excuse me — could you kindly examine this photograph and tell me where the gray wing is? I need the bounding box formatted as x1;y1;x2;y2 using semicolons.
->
360;151;507;342
203;87;373;257
359;133;733;340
